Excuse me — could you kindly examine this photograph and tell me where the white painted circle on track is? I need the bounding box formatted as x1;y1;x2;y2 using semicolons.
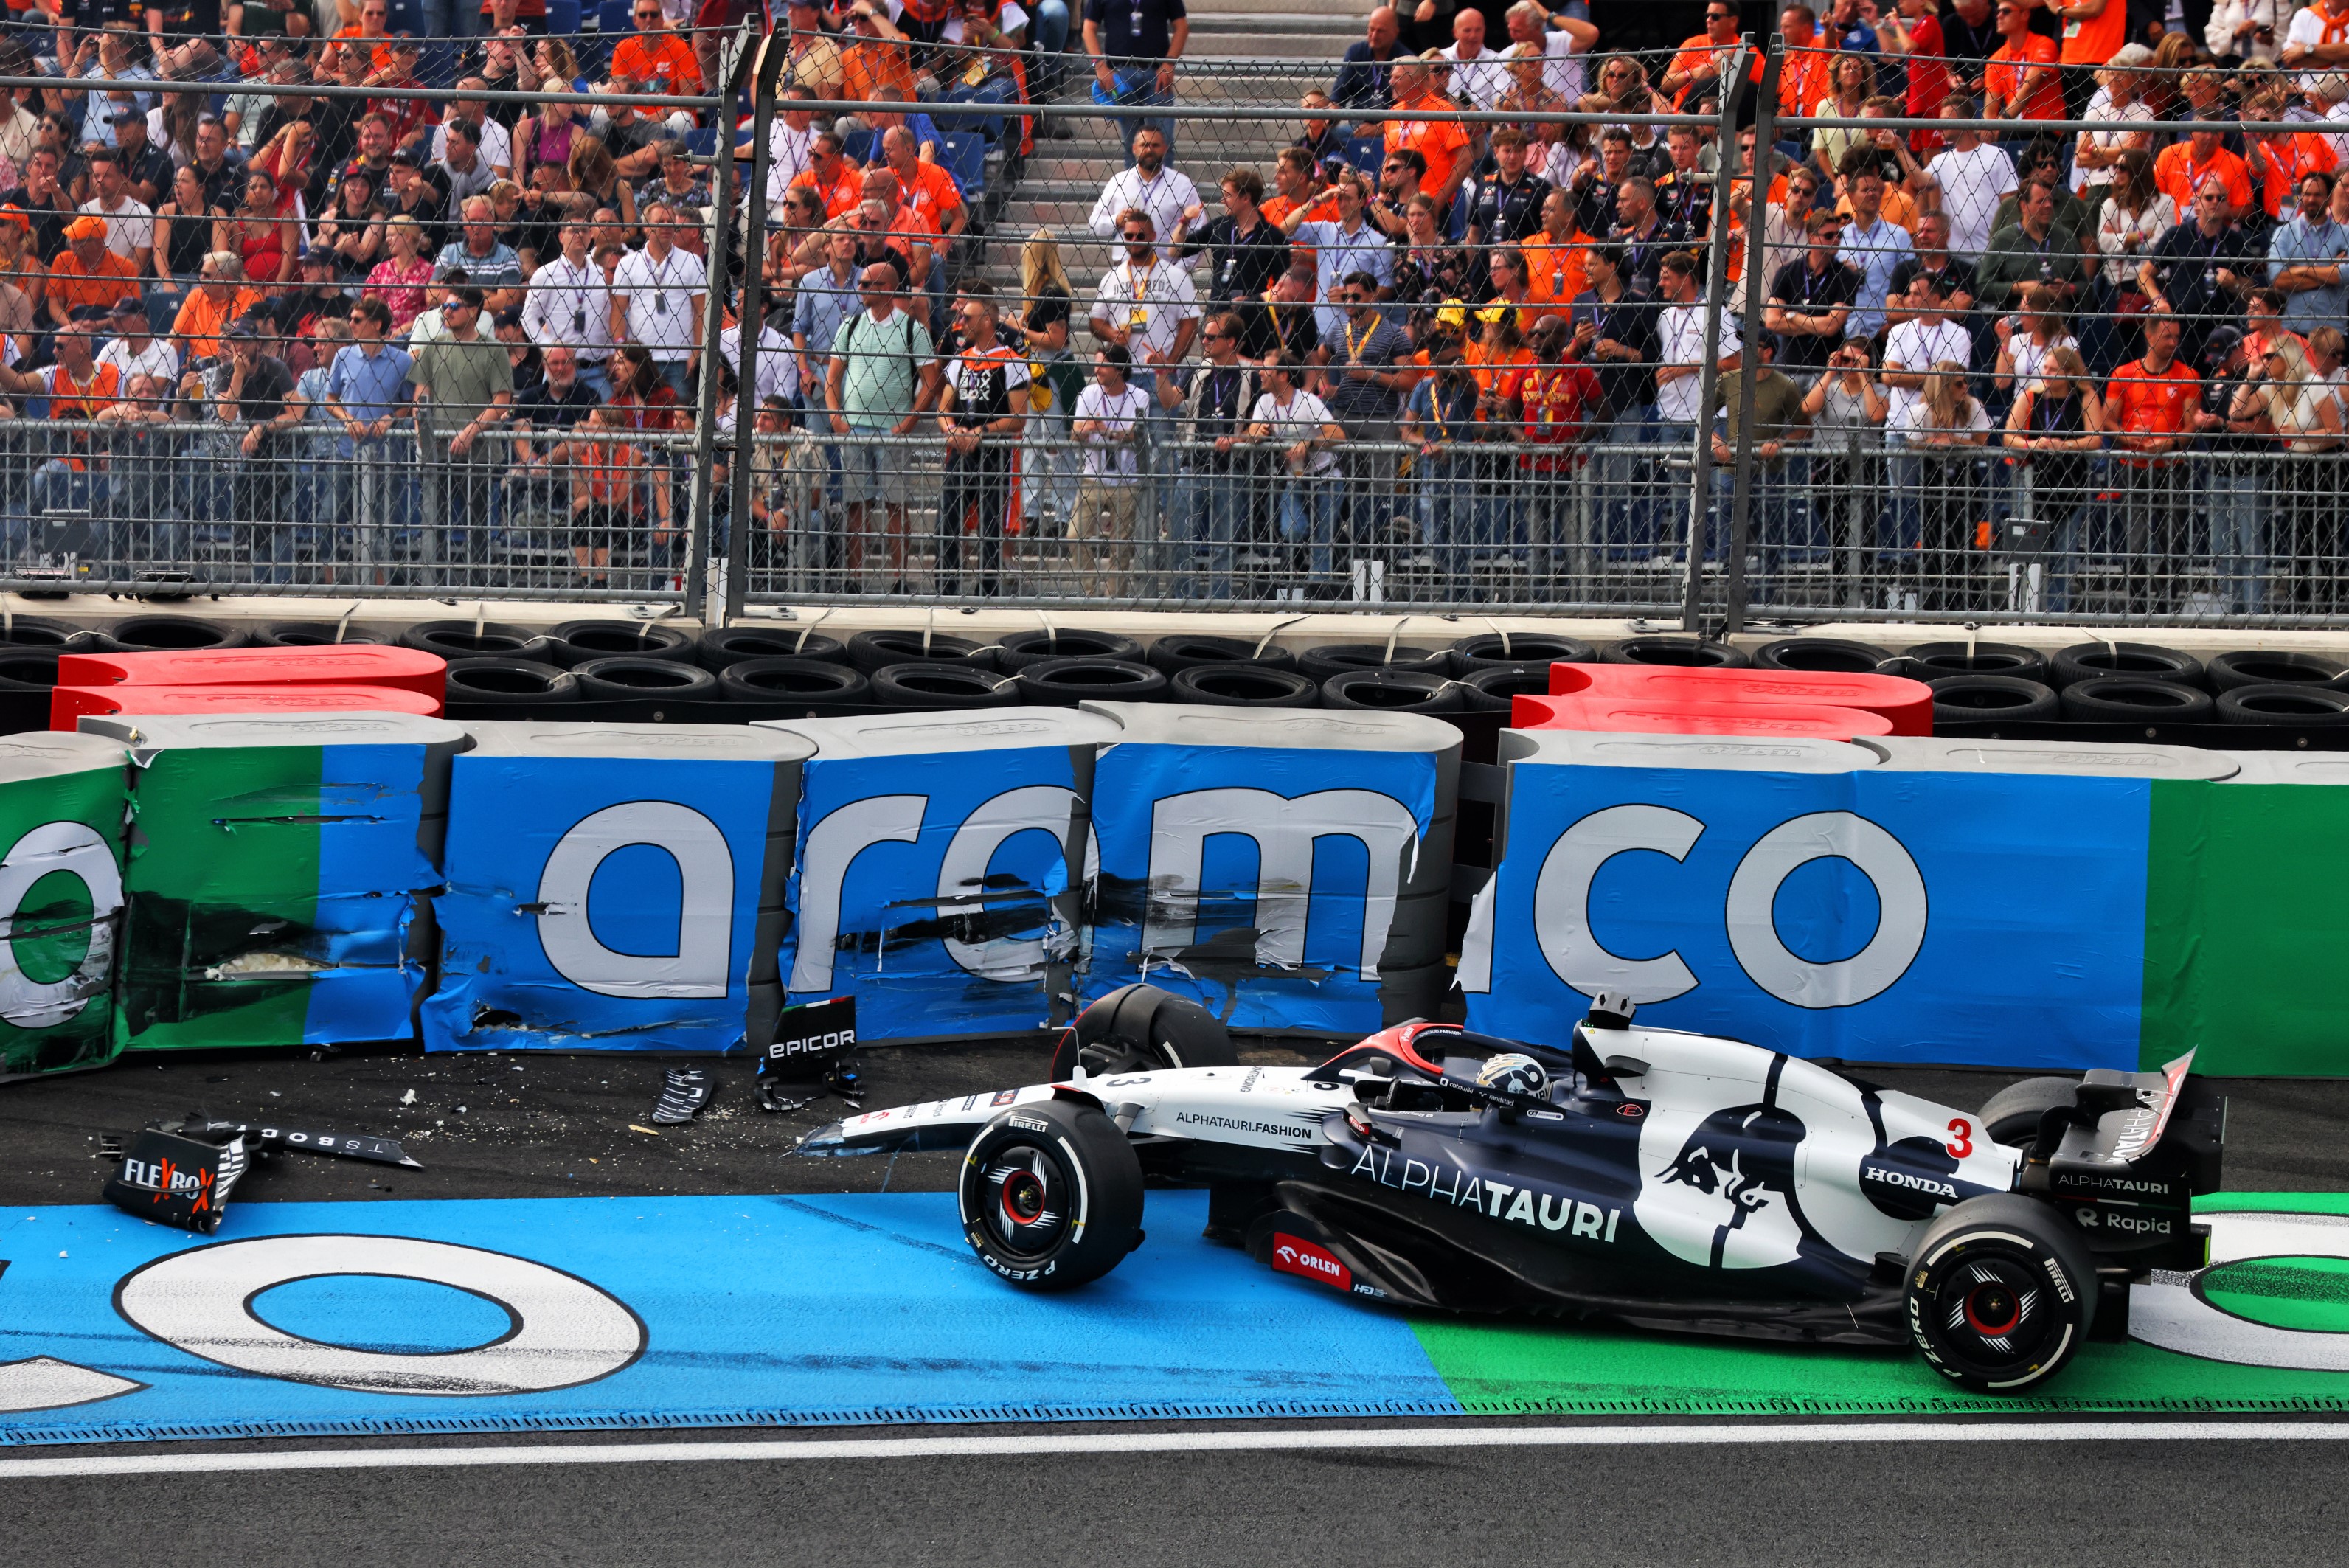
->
2132;1211;2349;1370
114;1235;645;1396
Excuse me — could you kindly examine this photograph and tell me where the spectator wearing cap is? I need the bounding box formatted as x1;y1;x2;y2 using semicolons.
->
409;280;514;566
173;251;265;363
384;145;451;254
46;214;142;331
438;195;522;314
363;36;437;152
100;294;178;385
610;198;706;399
0;311;125;527
285;250;355;345
108;110;172;209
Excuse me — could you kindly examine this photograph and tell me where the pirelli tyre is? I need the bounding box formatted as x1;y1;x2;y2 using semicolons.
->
1600;636;1749;668
958;1099;1144;1291
2059;676;2216;724
1013;655;1168;706
1900;640;2050;684
1145;633;1297;674
2206;648;2347;693
847;628;996;673
2216;684;2349;726
1929;674;2059;725
2050;641;2204;690
1750;636;1890;674
572;655;719;702
544;618;700;668
1167;663;1319;707
1298;642;1457;684
1448;631;1595;672
1977;1075;2082;1146
1051;982;1240;1078
1906;1193;2098;1392
994;627;1144;671
698;625;848;670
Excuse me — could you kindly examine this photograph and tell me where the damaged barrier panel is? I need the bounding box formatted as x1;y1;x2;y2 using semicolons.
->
423;722;814;1054
1458;731;2233;1071
760;708;1113;1046
1078;703;1457;1036
0;732;128;1081
81;711;471;1052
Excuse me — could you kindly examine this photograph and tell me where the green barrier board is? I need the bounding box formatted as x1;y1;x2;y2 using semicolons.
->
1413;1195;2349;1415
0;736;125;1080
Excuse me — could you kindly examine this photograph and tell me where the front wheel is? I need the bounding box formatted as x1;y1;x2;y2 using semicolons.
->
1906;1194;2098;1392
958;1099;1143;1291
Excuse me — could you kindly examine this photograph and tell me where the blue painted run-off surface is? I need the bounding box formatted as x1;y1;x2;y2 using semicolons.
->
0;1193;1460;1446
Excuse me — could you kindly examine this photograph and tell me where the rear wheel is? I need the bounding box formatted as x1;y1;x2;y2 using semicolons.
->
957;1100;1143;1291
1906;1194;2097;1392
1051;982;1239;1078
1977;1075;2081;1147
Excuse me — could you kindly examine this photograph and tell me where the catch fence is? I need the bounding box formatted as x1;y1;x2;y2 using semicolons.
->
2;21;2345;626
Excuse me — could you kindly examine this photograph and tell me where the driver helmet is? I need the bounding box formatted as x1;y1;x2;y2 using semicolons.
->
1475;1052;1548;1100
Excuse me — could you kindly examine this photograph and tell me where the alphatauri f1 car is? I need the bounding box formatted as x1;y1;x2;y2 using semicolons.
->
797;986;2226;1391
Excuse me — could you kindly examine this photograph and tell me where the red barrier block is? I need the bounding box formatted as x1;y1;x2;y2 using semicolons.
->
1546;661;1932;735
56;645;446;701
52;684;443;729
1511;692;1895;740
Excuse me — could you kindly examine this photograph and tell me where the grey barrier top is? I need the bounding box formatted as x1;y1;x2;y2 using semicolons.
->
0;730;137;785
753;707;1124;760
459;721;818;765
1498;729;1884;774
1867;738;2243;782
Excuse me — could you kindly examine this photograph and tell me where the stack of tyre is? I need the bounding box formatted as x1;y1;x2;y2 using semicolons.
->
1912;642;2349;734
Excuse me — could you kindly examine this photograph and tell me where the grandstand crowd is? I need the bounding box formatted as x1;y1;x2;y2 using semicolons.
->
3;0;2349;608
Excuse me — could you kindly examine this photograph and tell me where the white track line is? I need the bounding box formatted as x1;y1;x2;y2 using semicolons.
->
4;1420;2347;1479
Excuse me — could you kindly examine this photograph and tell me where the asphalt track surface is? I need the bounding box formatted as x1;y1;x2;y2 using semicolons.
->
7;1041;2349;1564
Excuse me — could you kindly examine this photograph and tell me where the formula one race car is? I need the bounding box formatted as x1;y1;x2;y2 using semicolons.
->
795;986;2227;1392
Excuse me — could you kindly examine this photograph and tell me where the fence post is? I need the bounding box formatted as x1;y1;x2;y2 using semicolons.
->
1722;35;1785;639
1679;43;1749;636
722;20;783;627
681;18;762;621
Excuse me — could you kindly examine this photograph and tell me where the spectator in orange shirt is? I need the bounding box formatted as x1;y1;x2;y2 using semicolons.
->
1521;190;1586;321
882;125;967;246
1384;58;1471;211
1661;3;1745;111
838;1;915;103
2105;312;2199;609
44;215;139;330
2243;89;2338;221
173;251;265;363
2153;113;2256;221
609;0;704;97
1985;1;2064;125
323;0;396;76
1777;5;1833;123
791;133;865;221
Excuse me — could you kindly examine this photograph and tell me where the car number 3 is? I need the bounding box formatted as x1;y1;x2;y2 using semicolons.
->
1945;1117;1974;1159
